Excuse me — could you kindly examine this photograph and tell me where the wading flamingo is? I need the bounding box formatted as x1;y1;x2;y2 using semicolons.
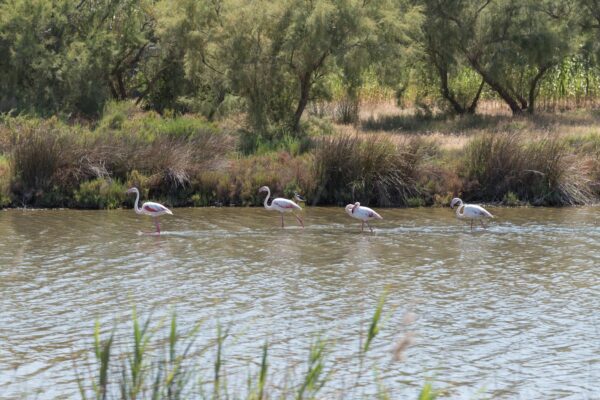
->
259;186;304;228
126;187;173;234
345;202;382;233
450;197;493;231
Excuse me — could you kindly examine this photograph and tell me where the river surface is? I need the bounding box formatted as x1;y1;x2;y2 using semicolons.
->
0;206;599;399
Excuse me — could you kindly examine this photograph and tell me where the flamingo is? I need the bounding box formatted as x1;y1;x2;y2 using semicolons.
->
345;202;382;233
450;197;493;231
126;187;173;234
259;186;304;228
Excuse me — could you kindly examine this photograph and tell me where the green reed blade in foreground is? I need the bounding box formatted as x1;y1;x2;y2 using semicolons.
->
79;304;441;400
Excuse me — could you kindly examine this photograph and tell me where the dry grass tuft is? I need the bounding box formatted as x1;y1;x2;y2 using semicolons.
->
313;134;423;206
463;134;594;205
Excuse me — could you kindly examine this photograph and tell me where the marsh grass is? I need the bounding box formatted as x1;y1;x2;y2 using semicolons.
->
78;296;439;400
463;134;594;205
313;134;423;206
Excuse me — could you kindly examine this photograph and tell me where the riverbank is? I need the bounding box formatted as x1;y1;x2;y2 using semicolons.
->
1;102;599;209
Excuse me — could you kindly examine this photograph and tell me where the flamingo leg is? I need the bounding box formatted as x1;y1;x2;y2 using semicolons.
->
366;221;373;233
281;213;284;228
155;218;161;235
470;220;473;231
294;213;304;228
480;220;486;229
361;221;364;232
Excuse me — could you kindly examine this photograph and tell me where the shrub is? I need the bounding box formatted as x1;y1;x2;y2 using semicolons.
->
463;134;594;205
73;178;126;209
9;118;85;205
313;135;422;206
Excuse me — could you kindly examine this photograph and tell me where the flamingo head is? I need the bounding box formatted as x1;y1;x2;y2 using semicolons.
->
450;197;463;209
345;202;360;215
345;204;354;216
126;187;139;195
258;186;269;194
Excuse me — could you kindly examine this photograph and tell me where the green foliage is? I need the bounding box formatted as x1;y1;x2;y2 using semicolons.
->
177;0;420;132
502;191;521;206
73;178;126;209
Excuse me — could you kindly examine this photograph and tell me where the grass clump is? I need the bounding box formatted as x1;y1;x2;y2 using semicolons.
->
463;133;594;205
313;135;422;206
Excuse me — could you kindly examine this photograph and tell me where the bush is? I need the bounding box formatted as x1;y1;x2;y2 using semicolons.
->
9;118;84;205
73;178;126;209
313;135;422;206
463;134;594;205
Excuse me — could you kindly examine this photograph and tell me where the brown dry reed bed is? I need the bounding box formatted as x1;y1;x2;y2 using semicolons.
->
1;103;599;209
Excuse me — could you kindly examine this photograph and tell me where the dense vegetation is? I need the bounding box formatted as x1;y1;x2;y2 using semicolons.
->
1;0;600;208
4;0;600;122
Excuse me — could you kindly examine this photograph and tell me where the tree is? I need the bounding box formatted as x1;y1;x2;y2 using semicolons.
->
178;0;420;133
415;0;485;114
454;0;576;114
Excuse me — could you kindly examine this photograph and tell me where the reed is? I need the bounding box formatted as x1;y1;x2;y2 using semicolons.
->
78;299;440;399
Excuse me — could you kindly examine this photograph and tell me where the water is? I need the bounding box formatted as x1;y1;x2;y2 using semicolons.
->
0;206;599;399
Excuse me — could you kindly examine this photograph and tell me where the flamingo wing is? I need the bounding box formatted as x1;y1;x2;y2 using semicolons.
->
357;206;382;220
273;198;301;211
464;204;492;219
142;201;173;215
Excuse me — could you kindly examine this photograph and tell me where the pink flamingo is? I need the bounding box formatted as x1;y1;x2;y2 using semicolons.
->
259;186;304;228
345;202;382;232
126;187;173;234
450;197;493;231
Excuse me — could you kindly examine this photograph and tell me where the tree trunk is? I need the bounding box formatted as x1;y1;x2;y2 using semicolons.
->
290;51;329;133
436;64;466;114
467;78;485;114
468;56;523;114
291;71;311;133
116;71;127;100
528;65;551;114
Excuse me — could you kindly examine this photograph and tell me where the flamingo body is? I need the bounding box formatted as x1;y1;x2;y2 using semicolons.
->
345;202;382;232
127;187;172;234
259;186;303;228
450;197;493;230
140;201;173;217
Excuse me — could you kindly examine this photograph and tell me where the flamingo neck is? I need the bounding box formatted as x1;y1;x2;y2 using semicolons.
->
263;188;273;210
455;203;465;219
133;190;142;214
